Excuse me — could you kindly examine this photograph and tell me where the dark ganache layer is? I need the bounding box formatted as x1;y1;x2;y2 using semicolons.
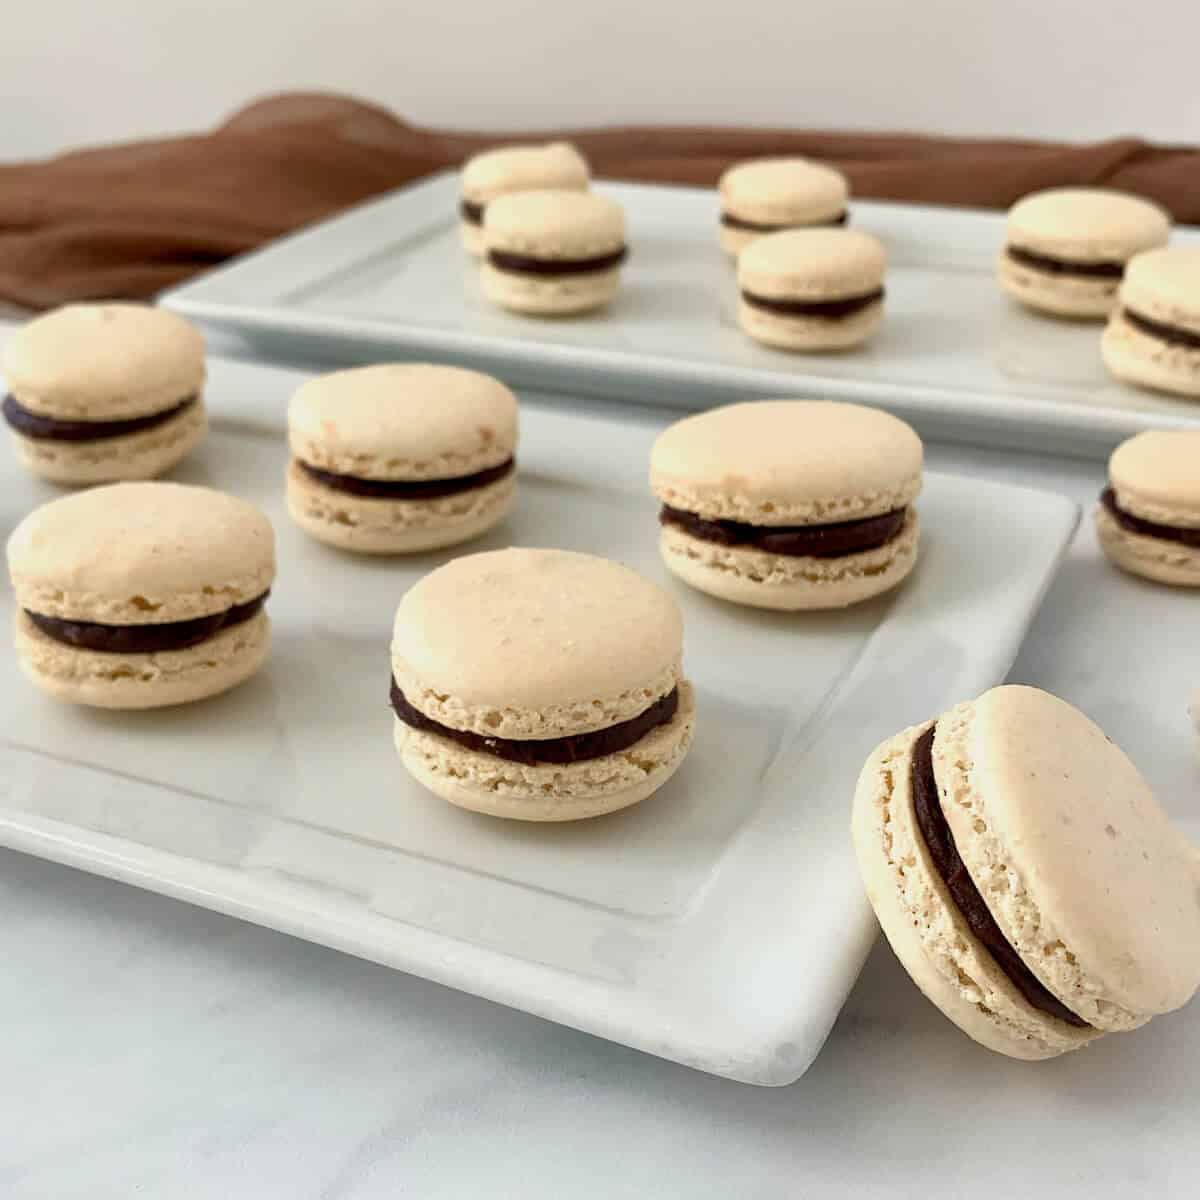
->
660;503;906;558
26;592;268;654
486;247;628;276
390;679;679;766
740;288;884;319
1101;487;1200;546
297;457;515;500
1122;307;1200;351
3;394;197;443
721;210;848;232
910;724;1090;1029
460;199;486;225
1005;245;1125;279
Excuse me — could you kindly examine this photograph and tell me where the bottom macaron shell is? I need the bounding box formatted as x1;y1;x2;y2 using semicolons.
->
1095;504;1200;586
10;401;208;485
1101;312;1200;398
997;254;1118;319
15;608;270;709
286;461;516;554
737;299;883;352
395;681;695;821
480;263;620;315
658;511;918;611
460;220;486;257
851;721;1099;1060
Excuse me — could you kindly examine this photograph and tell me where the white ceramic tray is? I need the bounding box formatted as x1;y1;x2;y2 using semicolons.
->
163;172;1200;460
0;356;1078;1084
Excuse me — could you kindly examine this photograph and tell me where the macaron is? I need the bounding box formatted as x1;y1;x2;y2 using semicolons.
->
2;303;207;484
459;142;589;256
1101;247;1200;398
481;190;627;316
999;187;1170;319
718;157;850;256
852;685;1200;1060
7;482;275;709
286;364;518;555
650;400;922;610
1096;430;1200;585
390;548;695;821
736;229;886;352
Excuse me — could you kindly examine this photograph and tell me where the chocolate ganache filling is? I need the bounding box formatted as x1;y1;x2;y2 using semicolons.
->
1005;245;1125;279
910;725;1090;1029
1100;487;1200;546
26;592;268;654
390;679;679;766
297;457;515;500
721;210;848;232
660;503;906;558
1121;308;1200;351
3;394;197;443
487;247;628;276
740;288;885;319
460;199;486;225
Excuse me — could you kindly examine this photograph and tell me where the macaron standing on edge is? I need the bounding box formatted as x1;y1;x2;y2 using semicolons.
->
737;229;887;352
390;548;695;821
852;686;1200;1060
2;303;208;484
481;190;628;316
998;187;1170;319
459;142;590;256
1101;246;1200;398
7;482;275;709
287;364;518;554
1096;430;1200;585
650;400;922;610
718;157;850;256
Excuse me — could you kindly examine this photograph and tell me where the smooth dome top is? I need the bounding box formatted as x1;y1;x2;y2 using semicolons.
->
1006;188;1170;262
737;228;886;299
461;142;589;204
719;157;848;224
483;190;625;259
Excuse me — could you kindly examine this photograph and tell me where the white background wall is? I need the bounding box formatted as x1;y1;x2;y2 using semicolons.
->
5;1;1200;159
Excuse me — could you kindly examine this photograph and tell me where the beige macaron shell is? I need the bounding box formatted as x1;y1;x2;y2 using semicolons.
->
1005;188;1170;263
391;548;682;739
851;721;1099;1059
395;680;695;821
738;228;886;301
10;399;207;485
7;481;275;624
935;686;1200;1029
719;158;848;225
3;303;206;419
461;142;589;205
997;253;1119;318
484;190;625;260
650;400;922;525
737;297;884;351
1119;246;1200;336
479;263;621;315
1108;430;1200;526
288;364;517;481
1095;504;1200;586
1100;310;1200;398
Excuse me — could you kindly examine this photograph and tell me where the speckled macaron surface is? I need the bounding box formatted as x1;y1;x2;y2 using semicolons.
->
1096;430;1200;584
718;157;849;255
481;190;627;315
459;142;589;255
2;303;208;483
286;363;518;554
390;548;694;821
1102;247;1200;398
999;188;1170;319
7;482;275;708
737;228;886;351
650;400;922;610
852;685;1200;1060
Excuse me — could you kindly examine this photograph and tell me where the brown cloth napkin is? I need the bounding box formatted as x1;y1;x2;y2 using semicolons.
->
3;92;1199;311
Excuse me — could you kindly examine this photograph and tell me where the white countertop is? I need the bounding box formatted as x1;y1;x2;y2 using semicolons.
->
1;334;1197;1198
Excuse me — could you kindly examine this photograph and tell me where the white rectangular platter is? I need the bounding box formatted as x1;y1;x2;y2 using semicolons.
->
163;172;1200;460
0;356;1078;1084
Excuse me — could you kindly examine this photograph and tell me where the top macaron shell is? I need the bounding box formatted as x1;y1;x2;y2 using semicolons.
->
1119;246;1200;335
391;548;683;740
1005;188;1171;263
737;228;886;300
461;142;590;206
1107;429;1200;526
720;158;849;225
288;364;518;480
483;190;625;260
651;399;922;525
3;303;206;420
